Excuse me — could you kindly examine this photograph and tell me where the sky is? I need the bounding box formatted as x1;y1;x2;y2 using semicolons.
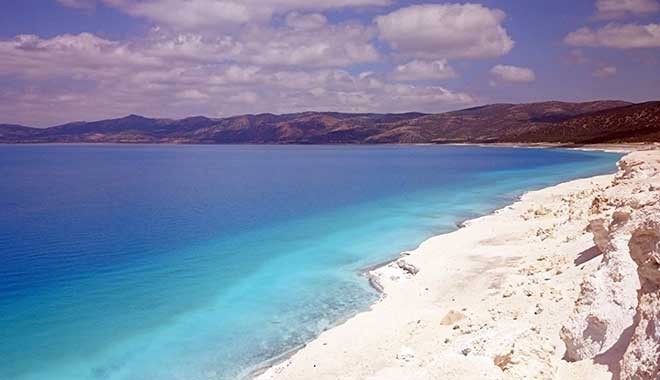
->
1;0;659;127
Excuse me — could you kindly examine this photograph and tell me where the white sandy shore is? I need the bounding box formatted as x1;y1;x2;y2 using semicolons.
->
256;146;660;380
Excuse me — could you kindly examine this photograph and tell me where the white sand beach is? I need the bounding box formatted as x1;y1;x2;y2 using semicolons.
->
257;147;660;380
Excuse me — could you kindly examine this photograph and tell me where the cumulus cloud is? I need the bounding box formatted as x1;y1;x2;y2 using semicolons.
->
0;25;379;78
375;3;514;59
489;64;536;83
67;0;390;30
228;91;259;104
6;1;495;126
285;12;328;30
239;23;379;66
118;0;269;29
0;33;159;79
3;68;474;126
175;89;210;101
392;60;457;81
565;23;660;48
379;83;473;105
595;0;660;19
139;21;378;67
592;66;617;77
0;32;473;126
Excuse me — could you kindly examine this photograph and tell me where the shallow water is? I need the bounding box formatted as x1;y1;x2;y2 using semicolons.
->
0;145;621;380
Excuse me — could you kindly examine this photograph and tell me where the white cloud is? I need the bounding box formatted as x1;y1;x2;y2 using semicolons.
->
375;3;514;59
228;91;259;104
285;12;328;30
141;21;379;68
592;66;617;77
121;0;265;29
6;2;490;126
595;0;660;19
489;64;536;83
565;23;660;48
0;33;159;79
214;65;262;84
176;89;210;101
239;23;379;67
0;32;473;126
392;60;457;81
379;83;473;106
136;24;378;68
73;0;389;30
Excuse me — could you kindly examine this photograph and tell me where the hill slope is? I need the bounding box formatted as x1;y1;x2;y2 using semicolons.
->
2;100;658;144
508;101;660;143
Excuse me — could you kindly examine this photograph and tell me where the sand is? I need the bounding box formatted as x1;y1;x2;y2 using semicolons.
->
256;147;660;380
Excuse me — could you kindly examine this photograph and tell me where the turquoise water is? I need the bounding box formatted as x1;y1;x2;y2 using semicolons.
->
0;145;621;380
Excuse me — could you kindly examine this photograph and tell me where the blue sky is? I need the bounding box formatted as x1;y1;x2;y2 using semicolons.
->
1;0;659;126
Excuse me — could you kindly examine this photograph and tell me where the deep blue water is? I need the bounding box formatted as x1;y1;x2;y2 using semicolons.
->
0;145;621;380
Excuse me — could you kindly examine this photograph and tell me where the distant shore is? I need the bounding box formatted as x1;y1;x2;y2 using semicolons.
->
447;142;658;153
256;145;660;380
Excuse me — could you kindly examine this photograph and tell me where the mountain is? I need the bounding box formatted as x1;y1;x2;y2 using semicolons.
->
0;124;40;140
361;100;633;143
1;100;658;145
506;101;660;144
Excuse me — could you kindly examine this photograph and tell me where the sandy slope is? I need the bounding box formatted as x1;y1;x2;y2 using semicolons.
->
256;148;660;380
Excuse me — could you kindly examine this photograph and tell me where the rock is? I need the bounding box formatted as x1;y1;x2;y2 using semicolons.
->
590;195;609;214
561;151;660;378
440;310;466;326
396;260;419;276
534;304;543;315
494;350;514;371
620;212;660;380
396;347;416;362
536;227;554;241
535;206;552;217
561;203;640;361
495;331;557;380
587;218;611;253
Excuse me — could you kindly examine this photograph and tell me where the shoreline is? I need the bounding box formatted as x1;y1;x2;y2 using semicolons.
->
1;142;657;152
359;143;634;295
248;146;617;379
249;179;575;378
255;146;659;380
446;142;658;153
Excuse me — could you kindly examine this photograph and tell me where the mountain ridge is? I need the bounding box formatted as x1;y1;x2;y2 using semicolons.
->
2;100;658;144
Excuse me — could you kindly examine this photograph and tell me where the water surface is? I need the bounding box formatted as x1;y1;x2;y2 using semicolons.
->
0;145;621;380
